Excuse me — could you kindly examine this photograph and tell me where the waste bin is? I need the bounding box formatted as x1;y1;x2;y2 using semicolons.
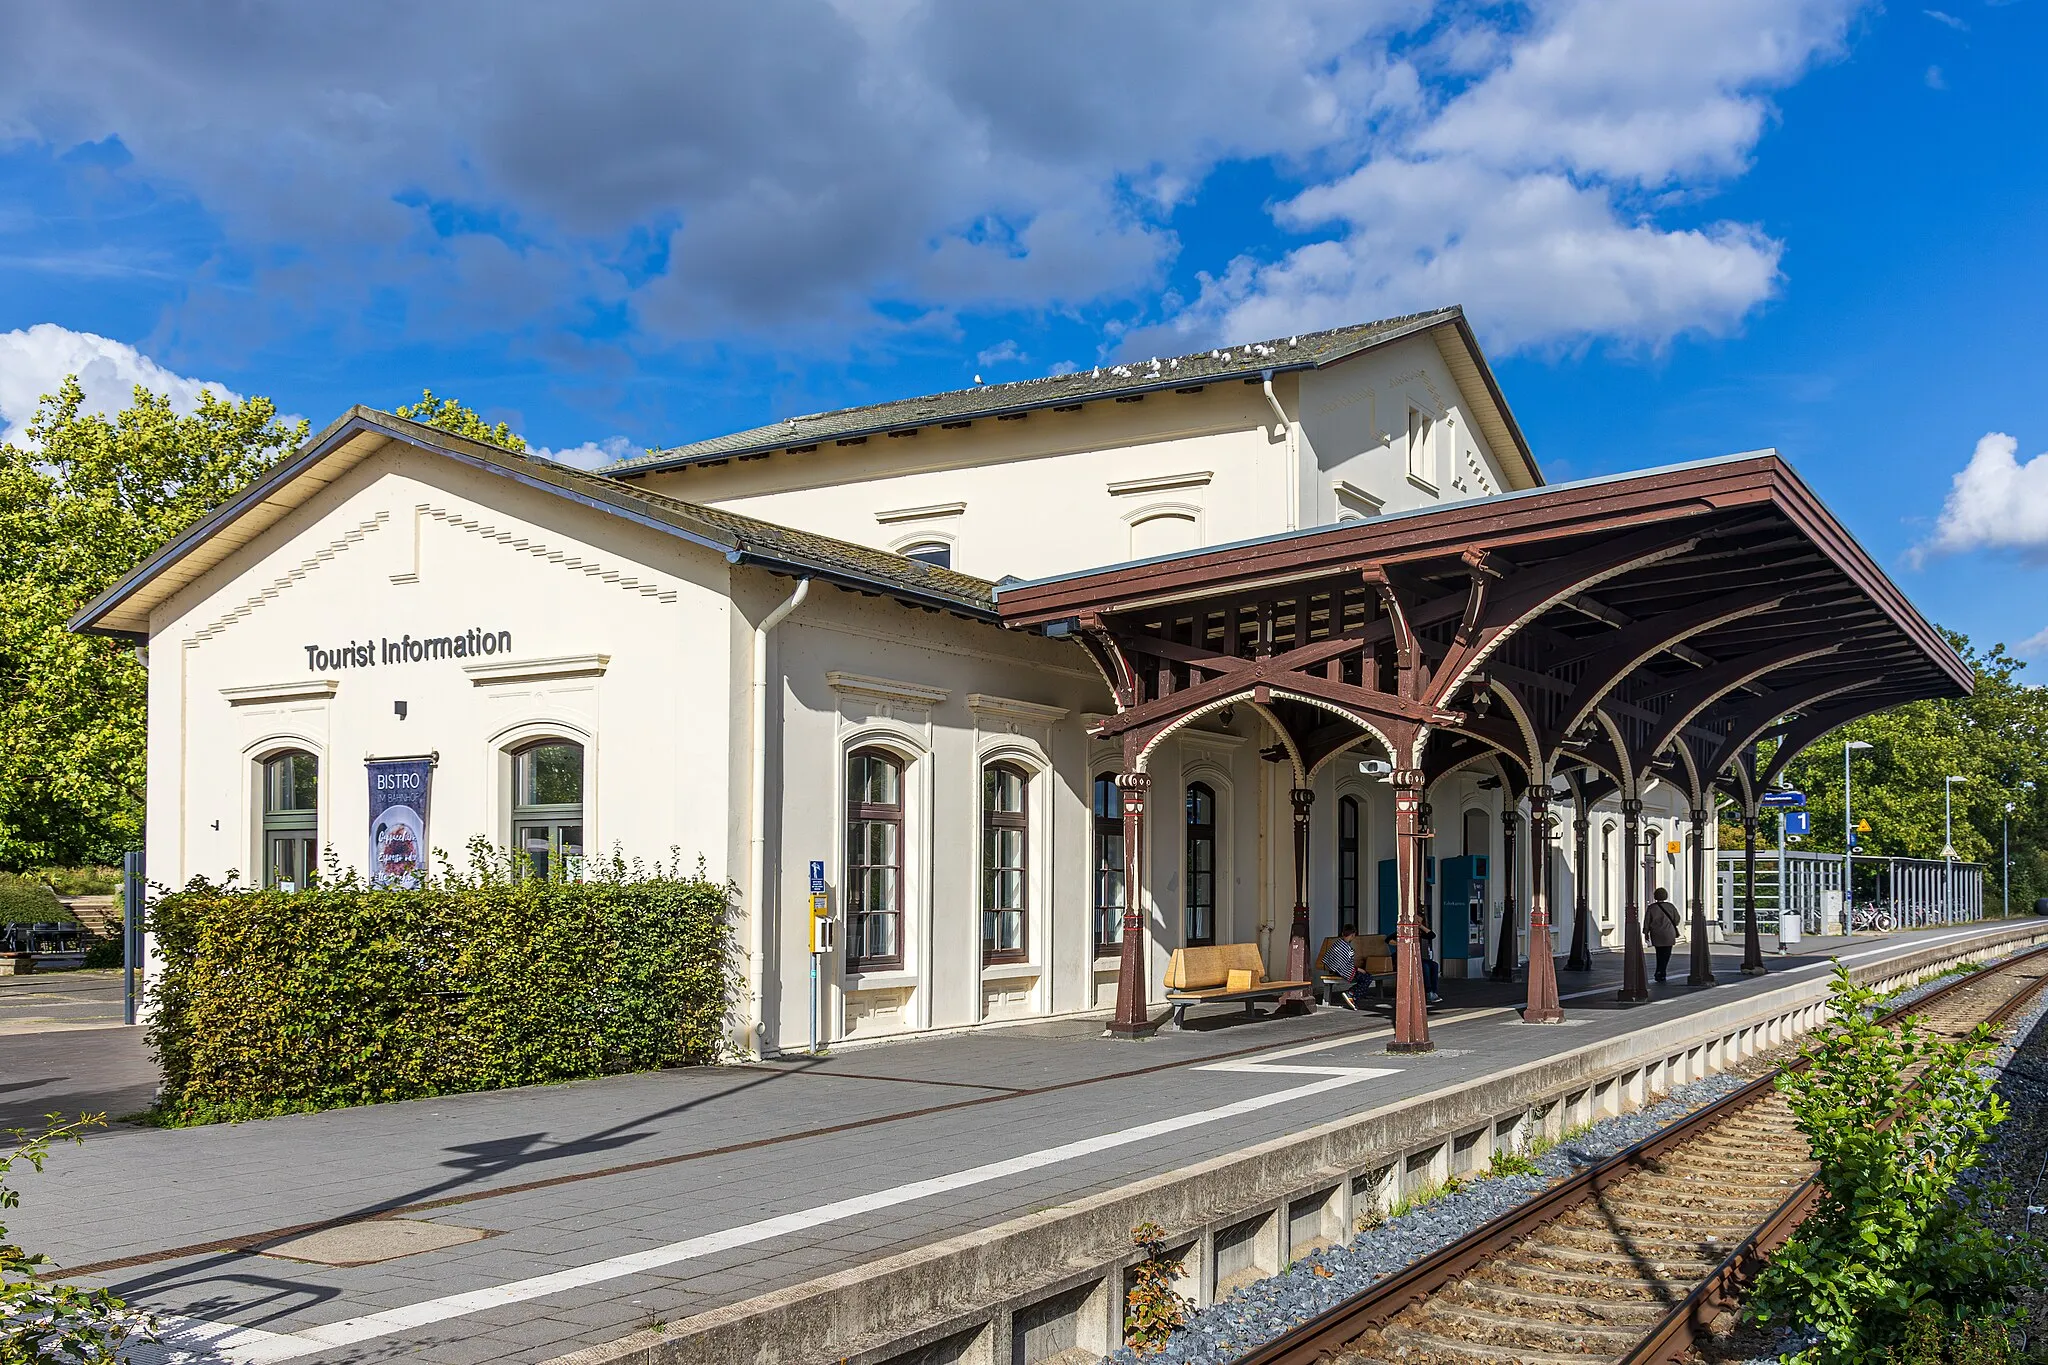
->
1779;910;1803;952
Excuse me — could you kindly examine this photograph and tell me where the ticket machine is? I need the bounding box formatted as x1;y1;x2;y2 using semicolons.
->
1438;854;1490;977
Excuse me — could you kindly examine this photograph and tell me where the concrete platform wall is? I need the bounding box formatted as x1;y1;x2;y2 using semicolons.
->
548;922;2048;1365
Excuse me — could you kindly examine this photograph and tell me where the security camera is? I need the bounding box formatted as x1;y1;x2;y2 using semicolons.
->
1359;759;1393;778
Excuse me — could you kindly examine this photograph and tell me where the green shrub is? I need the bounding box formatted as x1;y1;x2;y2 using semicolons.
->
83;939;123;969
2;1117;157;1358
146;843;738;1125
0;873;61;926
1752;966;2037;1363
31;866;123;896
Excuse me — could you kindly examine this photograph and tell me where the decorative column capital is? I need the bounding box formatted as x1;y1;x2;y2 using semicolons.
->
1502;805;1520;829
1690;806;1710;827
1290;787;1315;816
1391;768;1427;790
1574;815;1590;835
1621;797;1644;818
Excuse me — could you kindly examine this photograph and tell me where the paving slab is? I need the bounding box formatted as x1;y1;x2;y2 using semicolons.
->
3;920;2034;1365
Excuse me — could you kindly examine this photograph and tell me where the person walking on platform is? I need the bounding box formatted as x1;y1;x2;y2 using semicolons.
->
1647;887;1682;983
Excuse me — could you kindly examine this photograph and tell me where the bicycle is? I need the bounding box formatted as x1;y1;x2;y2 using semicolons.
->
1850;903;1896;933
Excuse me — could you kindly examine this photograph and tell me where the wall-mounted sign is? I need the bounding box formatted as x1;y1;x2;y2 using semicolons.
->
1759;790;1807;808
305;629;511;672
367;758;433;888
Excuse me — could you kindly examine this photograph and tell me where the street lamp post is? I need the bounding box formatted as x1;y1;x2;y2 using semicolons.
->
2004;782;2034;919
1844;740;1871;927
1943;775;1965;923
2006;801;2015;918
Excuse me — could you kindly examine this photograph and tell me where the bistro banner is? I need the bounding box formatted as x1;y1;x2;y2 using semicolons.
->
366;758;433;888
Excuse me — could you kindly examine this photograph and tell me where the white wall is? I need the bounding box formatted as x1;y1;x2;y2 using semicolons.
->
144;447;741;892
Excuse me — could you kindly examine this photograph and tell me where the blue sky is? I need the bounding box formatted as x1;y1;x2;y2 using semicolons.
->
2;0;2045;658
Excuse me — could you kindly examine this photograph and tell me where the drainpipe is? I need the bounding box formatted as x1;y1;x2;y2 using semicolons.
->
1261;369;1297;530
747;576;810;1057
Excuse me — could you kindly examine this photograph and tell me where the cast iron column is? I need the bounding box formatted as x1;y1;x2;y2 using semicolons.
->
1108;771;1154;1037
1741;809;1766;975
1617;797;1650;1003
1489;805;1519;981
1524;789;1565;1023
1565;804;1594;971
1390;771;1433;1053
1687;805;1716;986
1281;787;1315;1011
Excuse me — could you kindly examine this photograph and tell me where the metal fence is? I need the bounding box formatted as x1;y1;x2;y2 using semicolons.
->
1715;850;1985;934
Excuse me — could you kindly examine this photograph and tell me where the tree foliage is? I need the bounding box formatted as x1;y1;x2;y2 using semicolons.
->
394;389;526;452
1;1116;156;1361
1775;632;2048;909
0;381;306;869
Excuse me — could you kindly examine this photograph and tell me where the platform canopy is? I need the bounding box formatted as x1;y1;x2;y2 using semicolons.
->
995;451;1971;1048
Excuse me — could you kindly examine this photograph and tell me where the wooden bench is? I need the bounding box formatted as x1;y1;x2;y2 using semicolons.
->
1314;934;1394;1005
1162;943;1310;1029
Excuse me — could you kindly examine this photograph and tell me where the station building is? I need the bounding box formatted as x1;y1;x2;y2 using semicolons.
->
78;307;1742;1054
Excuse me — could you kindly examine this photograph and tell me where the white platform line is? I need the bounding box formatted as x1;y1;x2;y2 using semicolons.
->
148;1062;1400;1363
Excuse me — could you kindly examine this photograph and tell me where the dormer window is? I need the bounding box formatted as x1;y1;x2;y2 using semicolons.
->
903;542;952;569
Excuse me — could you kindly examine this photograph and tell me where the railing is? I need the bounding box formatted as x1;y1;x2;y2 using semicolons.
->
1716;851;1985;933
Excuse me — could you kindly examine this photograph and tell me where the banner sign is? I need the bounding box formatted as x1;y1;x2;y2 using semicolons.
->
367;758;433;887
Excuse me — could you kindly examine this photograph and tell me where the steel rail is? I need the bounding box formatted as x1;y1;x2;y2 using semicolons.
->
1234;941;2048;1365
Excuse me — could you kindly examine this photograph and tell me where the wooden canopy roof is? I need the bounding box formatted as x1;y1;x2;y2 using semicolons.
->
996;452;1969;808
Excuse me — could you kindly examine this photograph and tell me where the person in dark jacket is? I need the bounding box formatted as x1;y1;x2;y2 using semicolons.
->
1646;887;1682;982
1322;933;1375;1010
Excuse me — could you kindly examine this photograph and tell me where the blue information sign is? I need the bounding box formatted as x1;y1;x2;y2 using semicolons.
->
809;860;826;893
1759;790;1807;808
1783;810;1811;836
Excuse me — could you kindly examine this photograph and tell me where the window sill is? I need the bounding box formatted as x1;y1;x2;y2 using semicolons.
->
1404;472;1439;495
844;968;916;991
1092;953;1122;969
980;960;1038;981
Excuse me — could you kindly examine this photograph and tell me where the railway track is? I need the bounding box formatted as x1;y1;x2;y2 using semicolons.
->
1237;945;2048;1365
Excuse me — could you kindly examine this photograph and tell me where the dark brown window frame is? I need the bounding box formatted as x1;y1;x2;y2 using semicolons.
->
1337;794;1360;936
981;762;1029;965
1186;781;1217;948
846;747;906;972
1092;773;1124;957
261;748;319;891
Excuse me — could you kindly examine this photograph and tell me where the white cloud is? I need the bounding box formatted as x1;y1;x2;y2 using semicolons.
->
1923;10;1968;31
2018;624;2048;659
1139;0;1863;356
975;340;1025;368
1916;432;2048;563
0;323;241;446
1926;65;1948;90
0;0;1866;358
534;435;639;471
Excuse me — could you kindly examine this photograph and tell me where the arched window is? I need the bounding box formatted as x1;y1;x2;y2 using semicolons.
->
902;541;952;569
1600;822;1617;923
513;740;584;879
1185;782;1217;946
847;748;905;970
1093;775;1124;956
262;749;319;890
1337;795;1361;935
982;763;1028;963
1463;808;1489;856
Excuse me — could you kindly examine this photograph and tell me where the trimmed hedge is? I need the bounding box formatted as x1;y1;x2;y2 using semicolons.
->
0;872;61;925
147;846;738;1125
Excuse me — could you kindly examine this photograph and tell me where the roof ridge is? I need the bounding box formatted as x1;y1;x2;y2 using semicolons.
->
606;306;1464;475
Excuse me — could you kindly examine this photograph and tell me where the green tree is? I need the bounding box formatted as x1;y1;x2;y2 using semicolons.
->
0;380;306;868
1778;632;2048;912
2;1116;156;1360
394;389;526;452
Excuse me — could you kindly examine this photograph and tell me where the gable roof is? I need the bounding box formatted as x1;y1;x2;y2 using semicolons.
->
69;408;998;641
606;305;1540;488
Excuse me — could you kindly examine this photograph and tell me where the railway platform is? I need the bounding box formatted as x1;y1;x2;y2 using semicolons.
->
7;918;2042;1365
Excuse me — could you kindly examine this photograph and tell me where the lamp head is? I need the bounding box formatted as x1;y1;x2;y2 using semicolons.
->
1846;740;1872;752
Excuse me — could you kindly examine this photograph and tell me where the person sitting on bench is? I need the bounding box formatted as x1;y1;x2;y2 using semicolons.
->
1419;922;1443;1005
1323;933;1375;1010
